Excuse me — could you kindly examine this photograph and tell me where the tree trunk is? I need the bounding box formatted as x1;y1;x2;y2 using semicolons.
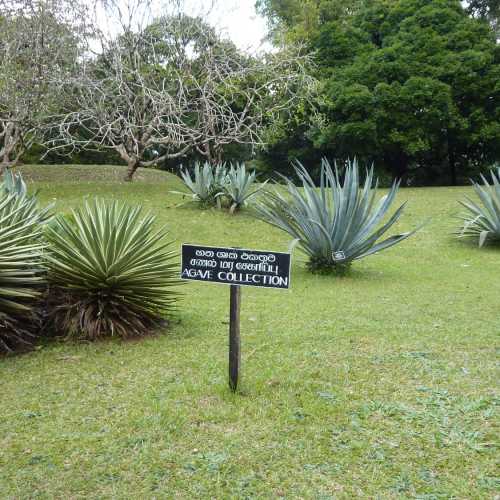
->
124;158;139;182
0;122;21;171
116;144;140;182
203;142;214;164
214;147;223;164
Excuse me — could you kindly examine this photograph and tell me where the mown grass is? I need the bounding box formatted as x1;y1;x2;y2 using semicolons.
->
1;164;498;498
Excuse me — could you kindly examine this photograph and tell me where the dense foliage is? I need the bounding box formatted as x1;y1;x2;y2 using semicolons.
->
45;199;181;339
258;0;500;185
457;166;500;246
466;0;500;36
255;159;416;273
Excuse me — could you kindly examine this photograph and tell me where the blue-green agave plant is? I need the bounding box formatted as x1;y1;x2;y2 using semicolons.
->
174;162;227;207
225;163;267;213
255;159;418;274
457;167;500;247
2;168;27;197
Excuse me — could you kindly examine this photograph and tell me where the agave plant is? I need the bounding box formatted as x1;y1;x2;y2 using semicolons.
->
0;191;49;353
45;199;182;339
457;167;500;247
2;168;27;197
255;159;417;274
224;163;267;213
174;162;228;207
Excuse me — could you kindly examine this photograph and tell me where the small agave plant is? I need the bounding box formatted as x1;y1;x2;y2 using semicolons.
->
225;163;267;213
457;166;500;247
174;162;227;207
255;159;417;274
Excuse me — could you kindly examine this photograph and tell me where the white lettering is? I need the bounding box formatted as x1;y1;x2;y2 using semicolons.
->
182;268;213;280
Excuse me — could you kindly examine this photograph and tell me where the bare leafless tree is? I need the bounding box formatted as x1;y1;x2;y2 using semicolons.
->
49;1;202;180
151;14;316;164
0;0;87;172
49;0;316;181
53;32;200;181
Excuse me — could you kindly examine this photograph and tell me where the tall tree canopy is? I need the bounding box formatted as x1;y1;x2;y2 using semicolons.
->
258;0;500;185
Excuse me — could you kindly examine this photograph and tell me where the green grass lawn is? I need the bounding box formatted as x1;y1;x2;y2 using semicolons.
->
1;164;498;498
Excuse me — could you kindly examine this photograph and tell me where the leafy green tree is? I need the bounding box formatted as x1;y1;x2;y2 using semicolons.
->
258;0;500;185
256;0;364;41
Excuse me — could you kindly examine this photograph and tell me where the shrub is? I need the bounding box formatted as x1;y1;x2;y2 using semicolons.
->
255;159;417;274
0;191;48;353
45;199;182;339
224;163;267;213
175;162;227;207
457;167;500;247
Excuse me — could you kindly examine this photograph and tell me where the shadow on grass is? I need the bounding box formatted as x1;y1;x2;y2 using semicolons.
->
171;200;258;221
292;257;403;285
1;315;192;360
447;234;500;254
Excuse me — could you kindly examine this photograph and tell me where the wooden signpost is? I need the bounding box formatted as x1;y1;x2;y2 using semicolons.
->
181;244;291;391
228;284;241;391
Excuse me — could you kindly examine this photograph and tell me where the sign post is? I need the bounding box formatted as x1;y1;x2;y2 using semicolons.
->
181;244;291;392
229;284;241;391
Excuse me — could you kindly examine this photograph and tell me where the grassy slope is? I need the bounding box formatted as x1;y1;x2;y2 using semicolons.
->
1;165;498;498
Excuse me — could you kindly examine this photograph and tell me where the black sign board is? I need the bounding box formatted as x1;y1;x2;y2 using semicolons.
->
180;243;291;392
181;244;291;289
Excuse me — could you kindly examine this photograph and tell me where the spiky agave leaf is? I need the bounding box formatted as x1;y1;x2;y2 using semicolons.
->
45;199;182;339
457;167;500;247
213;163;228;191
225;163;267;213
181;162;214;203
255;158;417;273
0;191;49;353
